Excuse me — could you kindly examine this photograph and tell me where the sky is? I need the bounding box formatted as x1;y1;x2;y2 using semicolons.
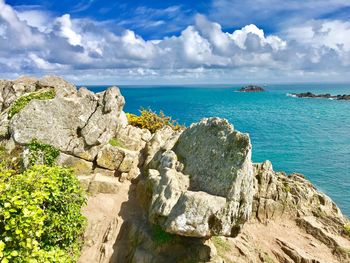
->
1;0;350;84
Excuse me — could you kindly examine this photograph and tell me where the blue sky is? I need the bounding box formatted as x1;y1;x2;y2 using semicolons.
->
1;0;350;84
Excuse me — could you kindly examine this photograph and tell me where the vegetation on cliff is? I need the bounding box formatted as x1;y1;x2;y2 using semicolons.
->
0;152;86;262
126;108;183;133
8;89;55;119
26;139;60;167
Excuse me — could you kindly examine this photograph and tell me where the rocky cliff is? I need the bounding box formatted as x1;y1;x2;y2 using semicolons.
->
1;76;349;263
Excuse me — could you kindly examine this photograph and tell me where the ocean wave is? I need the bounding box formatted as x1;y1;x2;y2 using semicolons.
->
286;93;297;98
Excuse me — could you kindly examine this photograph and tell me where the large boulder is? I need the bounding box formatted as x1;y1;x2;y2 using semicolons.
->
144;118;254;238
8;77;125;161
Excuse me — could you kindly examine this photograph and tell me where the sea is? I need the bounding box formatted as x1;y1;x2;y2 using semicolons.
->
86;83;350;217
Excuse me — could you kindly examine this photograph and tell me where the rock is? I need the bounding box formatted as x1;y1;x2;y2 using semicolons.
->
0;76;39;112
115;125;151;152
0;112;9;139
57;153;93;175
94;167;116;177
112;221;221;263
145;118;254;238
81;88;124;147
77;173;121;195
276;238;321;263
164;190;227;237
78;175;94;191
174;118;253;200
38;75;77;98
143;126;182;168
88;174;121;195
252;161;345;223
118;150;138;173
118;111;128;127
239;85;265;92
291;92;350;100
119;172;129;183
96;145;125;171
11;96;96;149
9;76;126;161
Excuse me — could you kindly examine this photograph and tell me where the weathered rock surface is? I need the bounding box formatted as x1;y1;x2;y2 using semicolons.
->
0;76;38;112
115;125;152;152
78;173;121;194
10;83;125;161
142;118;254;238
252;161;344;222
211;161;350;263
0;111;9;139
57;153;94;175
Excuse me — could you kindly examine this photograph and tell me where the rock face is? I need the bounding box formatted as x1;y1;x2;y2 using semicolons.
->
239;85;265;92
252;161;344;222
9;80;125;161
143;118;254;238
212;161;350;263
291;92;350;100
0;75;143;195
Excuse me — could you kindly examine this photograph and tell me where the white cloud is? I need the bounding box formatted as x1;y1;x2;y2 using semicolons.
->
285;20;350;51
15;9;51;32
28;53;66;70
120;30;156;60
181;26;212;63
54;14;82;46
1;0;350;83
0;0;44;47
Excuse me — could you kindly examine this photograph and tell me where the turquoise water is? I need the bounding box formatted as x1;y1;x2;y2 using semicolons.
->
87;84;350;216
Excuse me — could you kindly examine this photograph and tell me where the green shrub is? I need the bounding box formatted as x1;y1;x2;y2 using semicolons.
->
26;139;60;167
0;165;86;262
126;108;183;133
8;89;55;119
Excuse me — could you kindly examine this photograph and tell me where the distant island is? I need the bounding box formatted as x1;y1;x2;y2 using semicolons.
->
291;92;350;100
239;85;265;92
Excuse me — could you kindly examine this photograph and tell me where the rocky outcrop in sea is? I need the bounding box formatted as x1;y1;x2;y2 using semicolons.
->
291;92;350;100
1;76;349;263
239;85;265;92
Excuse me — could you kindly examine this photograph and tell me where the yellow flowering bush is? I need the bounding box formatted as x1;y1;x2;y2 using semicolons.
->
126;108;183;133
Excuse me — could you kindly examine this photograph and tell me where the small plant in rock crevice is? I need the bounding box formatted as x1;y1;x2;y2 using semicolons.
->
344;224;350;237
26;139;60;167
108;138;125;148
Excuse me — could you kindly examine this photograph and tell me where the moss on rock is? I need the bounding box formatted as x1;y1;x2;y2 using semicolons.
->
8;89;55;119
